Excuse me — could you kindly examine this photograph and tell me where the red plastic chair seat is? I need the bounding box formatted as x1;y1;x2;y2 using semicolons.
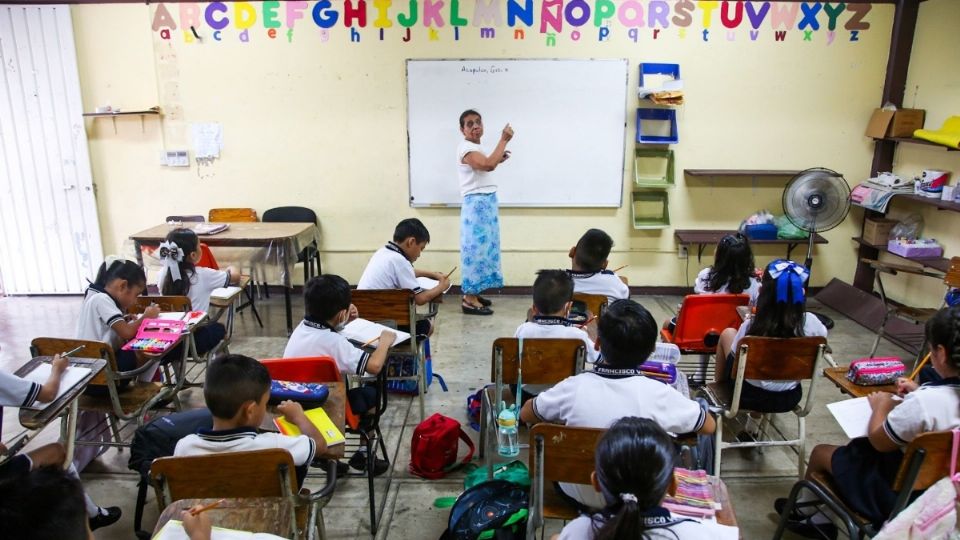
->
259;357;360;430
661;294;749;354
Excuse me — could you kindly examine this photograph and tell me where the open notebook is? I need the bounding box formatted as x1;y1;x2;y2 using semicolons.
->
341;318;410;346
416;276;453;293
153;520;286;540
273;406;345;446
21;363;92;410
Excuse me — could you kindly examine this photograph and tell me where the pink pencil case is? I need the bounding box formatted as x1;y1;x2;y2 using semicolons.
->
846;357;905;386
122;319;185;353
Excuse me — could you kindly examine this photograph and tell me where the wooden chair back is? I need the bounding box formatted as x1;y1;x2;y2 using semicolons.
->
664;294;749;353
736;336;828;381
530;423;603;485
30;337;116;386
490;338;584;385
129;296;192;314
945;257;960;289
894;430;960;492
572;293;607;318
349;289;415;327
150;449;298;508
209;208;258;222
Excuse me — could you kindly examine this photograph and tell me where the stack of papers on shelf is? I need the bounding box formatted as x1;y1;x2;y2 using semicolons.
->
21;364;92;409
193;223;230;235
851;181;911;213
341;318;410;346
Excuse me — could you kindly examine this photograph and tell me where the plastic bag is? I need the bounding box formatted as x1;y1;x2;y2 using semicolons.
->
738;210;775;232
890;214;924;241
774;215;809;239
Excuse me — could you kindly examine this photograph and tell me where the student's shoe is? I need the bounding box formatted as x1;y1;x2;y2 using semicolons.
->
783;517;838;540
89;506;122;531
476;295;493;307
735;431;760;461
461;302;493;316
774;497;815;521
312;456;349;476
349;450;390;476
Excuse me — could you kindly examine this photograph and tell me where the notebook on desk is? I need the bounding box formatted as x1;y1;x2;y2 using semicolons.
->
341;318;410;346
20;363;92;410
416;276;452;293
273;406;345;446
154;520;286;540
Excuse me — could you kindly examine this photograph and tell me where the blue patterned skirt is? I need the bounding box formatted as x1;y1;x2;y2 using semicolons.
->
460;192;504;295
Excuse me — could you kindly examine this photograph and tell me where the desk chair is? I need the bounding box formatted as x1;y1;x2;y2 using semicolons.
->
349;289;427;421
863;257;960;358
571;292;607;318
263;206;322;281
701;336;827;478
773;430;960;540
130;296;222;388
660;293;749;385
208;207;269;299
479;338;586;477
150;449;337;540
527;423;604;540
197;243;263;328
30;337;174;446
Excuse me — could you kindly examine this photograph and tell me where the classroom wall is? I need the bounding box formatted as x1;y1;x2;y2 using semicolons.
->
71;1;898;288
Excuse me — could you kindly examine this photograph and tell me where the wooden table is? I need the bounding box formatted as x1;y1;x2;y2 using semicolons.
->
153;497;295;537
130;222;319;334
675;229;828;263
260;382;346;460
823;366;898;398
13;356;106;468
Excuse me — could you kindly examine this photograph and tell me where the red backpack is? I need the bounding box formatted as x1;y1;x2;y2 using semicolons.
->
409;413;475;479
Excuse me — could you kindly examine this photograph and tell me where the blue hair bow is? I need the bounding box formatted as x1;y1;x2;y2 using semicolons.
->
768;259;809;304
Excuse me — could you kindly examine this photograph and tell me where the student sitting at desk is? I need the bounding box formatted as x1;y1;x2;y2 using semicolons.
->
777;305;960;539
0;356;121;531
520;300;715;510
157;227;240;355
174;354;324;487
566;229;629;304
283;275;396;475
356;218;449;338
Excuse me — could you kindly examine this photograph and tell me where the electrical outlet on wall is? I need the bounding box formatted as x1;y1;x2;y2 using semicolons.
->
678;245;688;259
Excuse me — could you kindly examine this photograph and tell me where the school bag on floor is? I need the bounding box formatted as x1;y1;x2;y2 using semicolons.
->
127;408;213;539
409;413;474;479
438;480;529;540
386;339;449;395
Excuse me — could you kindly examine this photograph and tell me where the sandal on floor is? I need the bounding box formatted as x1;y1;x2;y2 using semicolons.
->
476;295;493;307
461;302;493;315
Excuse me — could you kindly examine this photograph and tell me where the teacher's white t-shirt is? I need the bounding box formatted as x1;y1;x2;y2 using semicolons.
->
457;140;497;197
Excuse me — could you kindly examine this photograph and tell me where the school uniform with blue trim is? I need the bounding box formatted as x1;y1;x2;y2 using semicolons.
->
509;316;600;406
357;241;430;337
559;508;720;539
830;377;960;525
76;286;138;374
0;371;43;479
567;269;629;305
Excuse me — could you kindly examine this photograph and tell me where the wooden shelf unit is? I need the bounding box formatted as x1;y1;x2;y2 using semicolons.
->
82;107;161;133
871;136;959;152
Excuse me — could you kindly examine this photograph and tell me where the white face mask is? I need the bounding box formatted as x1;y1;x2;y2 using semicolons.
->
334;311;348;332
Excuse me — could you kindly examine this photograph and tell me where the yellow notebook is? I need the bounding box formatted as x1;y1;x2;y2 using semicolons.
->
273;407;345;446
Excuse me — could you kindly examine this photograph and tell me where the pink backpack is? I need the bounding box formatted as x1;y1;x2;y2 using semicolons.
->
409;413;475;479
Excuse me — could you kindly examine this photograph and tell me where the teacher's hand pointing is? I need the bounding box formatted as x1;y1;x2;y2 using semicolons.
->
501;123;514;142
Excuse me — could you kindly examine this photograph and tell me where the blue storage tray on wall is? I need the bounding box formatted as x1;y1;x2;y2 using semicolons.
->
636;108;678;144
639;63;680;89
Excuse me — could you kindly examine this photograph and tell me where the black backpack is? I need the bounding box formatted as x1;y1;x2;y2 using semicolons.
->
127;408;213;539
440;480;529;540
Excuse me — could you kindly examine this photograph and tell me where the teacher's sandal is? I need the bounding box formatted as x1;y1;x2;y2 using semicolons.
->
475;295;493;307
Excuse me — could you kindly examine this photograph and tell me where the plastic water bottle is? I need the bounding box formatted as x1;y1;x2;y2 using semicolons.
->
497;407;519;457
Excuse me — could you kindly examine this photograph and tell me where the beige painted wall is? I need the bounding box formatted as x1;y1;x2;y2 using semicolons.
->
71;2;899;288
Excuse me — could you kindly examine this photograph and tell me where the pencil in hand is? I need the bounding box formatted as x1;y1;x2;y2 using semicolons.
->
444;266;458;279
578;316;597;329
361;335;380;348
190;499;225;516
61;345;84;357
909;353;931;381
612;265;628;273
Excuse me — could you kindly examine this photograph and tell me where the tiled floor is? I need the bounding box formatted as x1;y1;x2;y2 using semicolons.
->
0;292;911;539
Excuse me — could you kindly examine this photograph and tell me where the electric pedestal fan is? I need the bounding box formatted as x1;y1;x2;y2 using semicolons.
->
783;168;852;329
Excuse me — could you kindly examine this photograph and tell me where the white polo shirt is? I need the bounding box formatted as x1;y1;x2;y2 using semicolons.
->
357;242;423;293
0;371;40;408
157;266;230;313
75;287;125;349
567;270;629;304
531;372;707;508
560;513;725;540
458;140;497;196
884;379;960;447
174;427;315;467
283;319;370;376
514;317;599;364
693;267;761;306
731;313;828;392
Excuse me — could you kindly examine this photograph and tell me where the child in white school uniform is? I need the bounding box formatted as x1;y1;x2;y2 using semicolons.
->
0;356;122;531
520;299;715;510
357;218;449;338
776;305;960;539
566;229;629;304
283;274;396;474
157;227;240;355
554;417;726;540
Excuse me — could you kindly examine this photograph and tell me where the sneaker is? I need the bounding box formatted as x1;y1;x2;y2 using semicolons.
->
89;507;122;531
349;450;390;476
784;517;839;540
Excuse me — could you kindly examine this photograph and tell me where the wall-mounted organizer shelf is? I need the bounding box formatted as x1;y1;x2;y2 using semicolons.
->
82;106;161;133
684;169;801;178
634;148;675;187
631;190;670;229
872;137;959;152
851;236;950;272
636;108;678;144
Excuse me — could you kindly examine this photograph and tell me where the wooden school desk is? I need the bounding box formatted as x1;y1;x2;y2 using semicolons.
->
13;356;106;468
711;476;739;531
823;366;898;398
130;222;320;334
153;497;296;538
675;230;828;263
259;381;347;461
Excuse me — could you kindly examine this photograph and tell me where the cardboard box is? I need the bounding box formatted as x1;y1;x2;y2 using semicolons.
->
862;217;898;245
865;108;926;139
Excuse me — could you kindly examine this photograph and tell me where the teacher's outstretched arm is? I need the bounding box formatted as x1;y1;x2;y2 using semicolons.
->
463;124;514;172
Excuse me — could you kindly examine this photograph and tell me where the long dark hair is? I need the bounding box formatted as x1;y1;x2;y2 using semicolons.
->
92;259;146;290
160;228;199;296
926;306;960;371
705;233;755;294
591;417;678;540
748;259;807;338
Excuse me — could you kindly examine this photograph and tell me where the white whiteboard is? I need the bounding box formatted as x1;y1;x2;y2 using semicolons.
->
406;59;628;207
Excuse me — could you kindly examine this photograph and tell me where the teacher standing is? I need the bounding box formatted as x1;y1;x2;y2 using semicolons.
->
457;109;514;315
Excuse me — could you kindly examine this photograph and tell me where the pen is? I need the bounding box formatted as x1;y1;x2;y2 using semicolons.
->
444;266;458;279
578;316;597;329
189;499;225;516
61;345;84;357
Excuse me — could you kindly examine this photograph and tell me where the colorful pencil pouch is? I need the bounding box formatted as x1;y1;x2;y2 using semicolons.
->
121;319;185;353
638;361;677;384
269;380;329;404
846;357;905;386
